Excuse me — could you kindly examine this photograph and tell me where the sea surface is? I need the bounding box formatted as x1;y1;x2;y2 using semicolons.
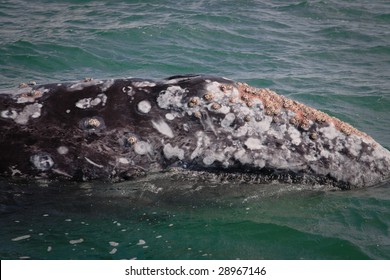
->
0;0;389;259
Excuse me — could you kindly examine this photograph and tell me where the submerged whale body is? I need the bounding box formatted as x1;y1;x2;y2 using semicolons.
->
0;74;389;189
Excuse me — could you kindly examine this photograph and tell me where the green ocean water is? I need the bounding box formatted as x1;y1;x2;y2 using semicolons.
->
0;0;390;259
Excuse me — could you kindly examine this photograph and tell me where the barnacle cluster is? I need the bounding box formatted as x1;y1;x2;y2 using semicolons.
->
236;82;372;140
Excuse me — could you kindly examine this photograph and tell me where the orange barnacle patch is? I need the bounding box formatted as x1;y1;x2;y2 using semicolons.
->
289;116;299;126
300;118;311;130
340;123;352;136
241;94;251;102
235;82;374;140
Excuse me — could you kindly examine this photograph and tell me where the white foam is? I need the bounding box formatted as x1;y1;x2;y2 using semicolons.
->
109;248;117;255
11;235;31;242
69;238;84;245
137;240;146;246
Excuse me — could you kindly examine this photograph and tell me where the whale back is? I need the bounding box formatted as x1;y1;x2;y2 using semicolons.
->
0;75;389;189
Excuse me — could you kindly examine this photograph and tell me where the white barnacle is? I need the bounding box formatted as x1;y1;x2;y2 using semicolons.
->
76;98;93;109
68;79;103;91
30;153;54;171
98;93;108;106
234;149;252;165
151;119;174;138
319;124;340;140
118;157;130;164
101;79;114;91
14;103;43;125
137;100;152;114
345;135;362;157
254;116;272;133
57;146;69;155
202;152;226;166
1;109;18;119
190;131;210;160
132;81;156;88
157;86;186;109
122;86;134;96
134;141;152;155
204;81;225;100
218;105;230;114
165;113;176;120
221;113;235;128
76;94;106;109
163;144;185;160
244;137;264;150
287;125;302;145
90;98;101;107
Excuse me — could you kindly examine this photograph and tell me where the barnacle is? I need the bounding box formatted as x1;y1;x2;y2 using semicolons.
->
203;93;214;101
211;103;221;110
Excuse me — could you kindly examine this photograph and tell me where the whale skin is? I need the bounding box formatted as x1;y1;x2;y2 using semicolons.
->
0;74;389;189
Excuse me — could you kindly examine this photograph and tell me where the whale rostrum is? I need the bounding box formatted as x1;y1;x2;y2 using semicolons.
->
0;75;389;189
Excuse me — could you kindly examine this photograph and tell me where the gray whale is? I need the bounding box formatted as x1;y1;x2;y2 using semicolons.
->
0;75;389;189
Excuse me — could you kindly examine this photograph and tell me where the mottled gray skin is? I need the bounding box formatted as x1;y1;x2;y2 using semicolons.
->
0;75;389;189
